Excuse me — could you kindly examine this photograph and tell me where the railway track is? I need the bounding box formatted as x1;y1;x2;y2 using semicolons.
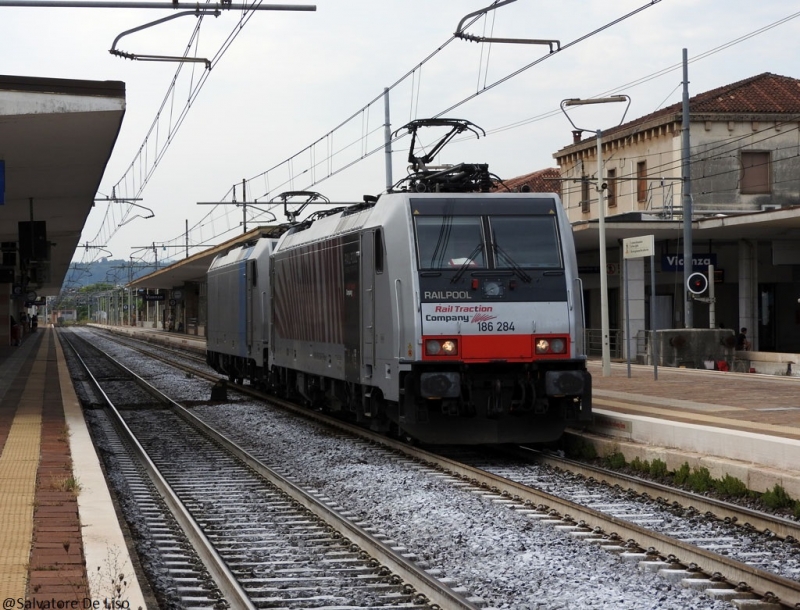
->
63;328;481;609
78;326;800;607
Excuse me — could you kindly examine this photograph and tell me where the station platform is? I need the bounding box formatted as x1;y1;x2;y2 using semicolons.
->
93;323;206;355
0;326;147;608
584;360;800;498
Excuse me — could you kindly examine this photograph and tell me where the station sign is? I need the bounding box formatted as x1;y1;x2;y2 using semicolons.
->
623;235;654;259
661;253;717;271
143;294;165;301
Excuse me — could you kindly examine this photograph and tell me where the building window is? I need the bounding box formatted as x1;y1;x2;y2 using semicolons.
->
606;168;617;208
580;176;590;213
741;151;770;194
636;161;647;203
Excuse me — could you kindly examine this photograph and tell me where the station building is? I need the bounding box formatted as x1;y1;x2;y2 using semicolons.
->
550;72;800;358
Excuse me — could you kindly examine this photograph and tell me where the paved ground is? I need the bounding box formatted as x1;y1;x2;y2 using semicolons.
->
0;327;146;607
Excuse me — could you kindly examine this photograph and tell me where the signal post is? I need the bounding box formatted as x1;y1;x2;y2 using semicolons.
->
687;265;716;328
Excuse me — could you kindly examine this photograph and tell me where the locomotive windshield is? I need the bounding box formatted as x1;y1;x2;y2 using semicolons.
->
489;216;562;269
413;212;562;270
415;216;486;269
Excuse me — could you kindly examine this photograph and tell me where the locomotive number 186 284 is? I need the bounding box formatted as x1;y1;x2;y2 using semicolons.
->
478;321;515;332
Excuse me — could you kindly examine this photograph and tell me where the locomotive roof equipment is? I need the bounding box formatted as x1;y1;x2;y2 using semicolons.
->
391;118;501;194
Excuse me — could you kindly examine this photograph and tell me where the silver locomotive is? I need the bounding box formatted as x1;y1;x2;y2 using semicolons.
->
207;120;591;444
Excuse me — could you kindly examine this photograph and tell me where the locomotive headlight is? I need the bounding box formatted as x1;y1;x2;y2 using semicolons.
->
425;339;458;356
535;337;567;355
441;340;458;355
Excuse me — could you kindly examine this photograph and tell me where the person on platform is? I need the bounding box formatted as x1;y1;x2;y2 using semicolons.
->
735;327;751;351
9;314;20;346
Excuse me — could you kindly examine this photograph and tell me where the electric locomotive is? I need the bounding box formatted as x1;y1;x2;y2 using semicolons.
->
207;119;592;444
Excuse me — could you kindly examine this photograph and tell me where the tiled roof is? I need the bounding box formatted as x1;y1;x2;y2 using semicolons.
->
680;72;800;114
497;167;561;195
564;72;800;150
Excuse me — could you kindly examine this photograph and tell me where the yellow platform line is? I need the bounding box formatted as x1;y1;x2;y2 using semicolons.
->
0;332;48;600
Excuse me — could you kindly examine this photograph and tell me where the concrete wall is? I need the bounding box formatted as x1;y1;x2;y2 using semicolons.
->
691;119;800;212
653;328;736;368
559;118;800;223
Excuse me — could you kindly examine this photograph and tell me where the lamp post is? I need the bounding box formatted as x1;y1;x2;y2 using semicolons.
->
561;95;630;377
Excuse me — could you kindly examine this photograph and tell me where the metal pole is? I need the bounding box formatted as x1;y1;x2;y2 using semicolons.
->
651;253;658;380
384;87;393;191
624;258;631;378
681;48;694;328
185;219;189;258
708;263;716;328
242;179;247;233
597;129;611;377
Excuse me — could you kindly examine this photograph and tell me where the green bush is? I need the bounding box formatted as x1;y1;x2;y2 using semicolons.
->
714;474;748;498
605;451;626;469
762;484;794;510
687;467;713;493
673;462;691;486
630;457;651;474
649;459;668;479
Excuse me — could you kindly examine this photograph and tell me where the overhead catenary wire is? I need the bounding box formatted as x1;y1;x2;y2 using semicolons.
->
77;0;274;264
101;3;800;269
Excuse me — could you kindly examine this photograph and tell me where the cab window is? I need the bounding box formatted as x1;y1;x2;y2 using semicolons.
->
489;216;562;268
414;216;485;269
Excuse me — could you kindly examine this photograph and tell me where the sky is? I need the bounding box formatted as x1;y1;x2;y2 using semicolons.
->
2;0;800;280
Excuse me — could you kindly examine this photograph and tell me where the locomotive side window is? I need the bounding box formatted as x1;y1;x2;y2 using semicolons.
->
414;216;485;269
489;216;562;269
249;259;258;285
375;229;384;274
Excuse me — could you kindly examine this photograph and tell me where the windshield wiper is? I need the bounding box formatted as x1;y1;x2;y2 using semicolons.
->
451;243;484;284
492;244;532;283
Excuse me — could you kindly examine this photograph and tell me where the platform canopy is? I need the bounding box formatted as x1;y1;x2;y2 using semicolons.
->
571;205;800;253
0;75;126;297
127;226;289;290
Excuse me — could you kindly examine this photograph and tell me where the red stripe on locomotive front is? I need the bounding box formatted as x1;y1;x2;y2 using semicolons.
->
421;334;572;362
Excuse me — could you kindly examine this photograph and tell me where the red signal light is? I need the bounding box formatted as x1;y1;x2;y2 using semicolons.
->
687;272;708;295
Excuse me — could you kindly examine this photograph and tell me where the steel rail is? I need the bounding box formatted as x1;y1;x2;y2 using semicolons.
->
72;330;480;610
394;448;800;607
61;332;257;610
523;447;800;541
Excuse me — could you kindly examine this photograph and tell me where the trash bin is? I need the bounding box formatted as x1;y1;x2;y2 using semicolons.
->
11;323;22;345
